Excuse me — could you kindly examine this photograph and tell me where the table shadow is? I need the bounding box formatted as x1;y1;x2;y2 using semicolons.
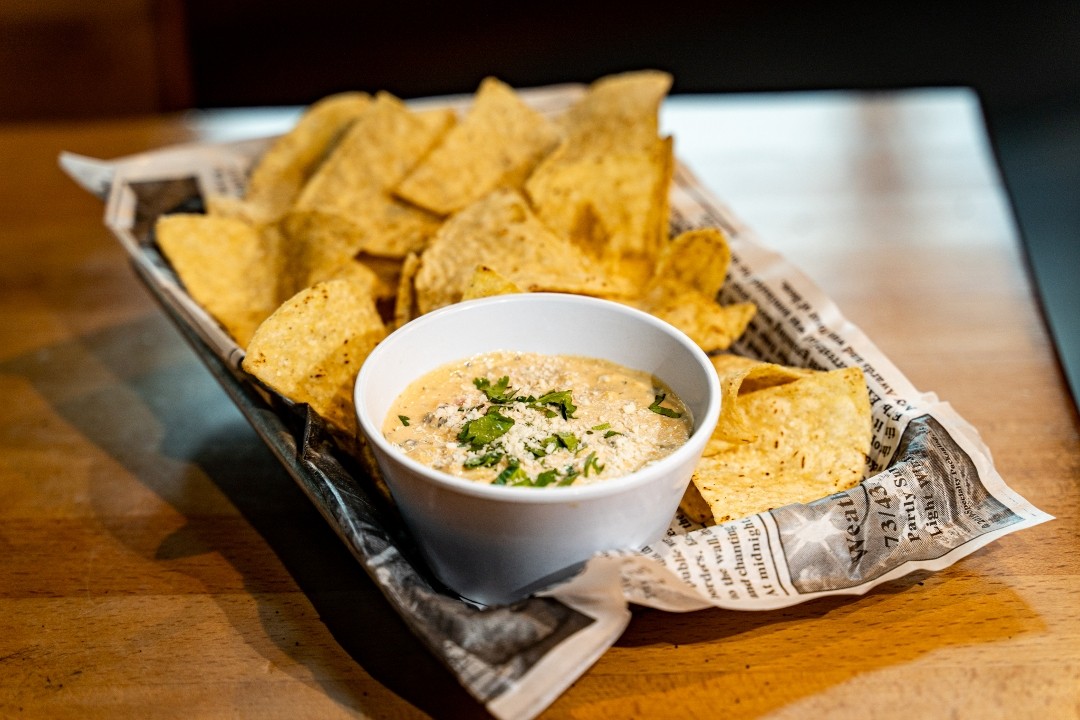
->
6;314;487;719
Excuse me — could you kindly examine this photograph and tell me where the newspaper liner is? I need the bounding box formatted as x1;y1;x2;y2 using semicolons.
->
60;84;1051;720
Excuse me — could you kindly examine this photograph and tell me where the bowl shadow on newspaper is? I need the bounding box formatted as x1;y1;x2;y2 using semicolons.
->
10;315;485;719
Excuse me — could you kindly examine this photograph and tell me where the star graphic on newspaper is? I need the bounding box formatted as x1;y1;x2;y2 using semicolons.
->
782;504;842;559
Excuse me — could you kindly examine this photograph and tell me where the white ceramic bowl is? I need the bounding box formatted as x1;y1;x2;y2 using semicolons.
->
355;293;720;605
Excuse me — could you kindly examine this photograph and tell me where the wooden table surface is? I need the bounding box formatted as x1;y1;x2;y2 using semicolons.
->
2;89;1077;719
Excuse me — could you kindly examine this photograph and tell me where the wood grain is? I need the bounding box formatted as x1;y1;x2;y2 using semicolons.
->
1;90;1076;719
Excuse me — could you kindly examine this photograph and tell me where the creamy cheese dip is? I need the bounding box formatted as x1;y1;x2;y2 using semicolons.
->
382;350;693;487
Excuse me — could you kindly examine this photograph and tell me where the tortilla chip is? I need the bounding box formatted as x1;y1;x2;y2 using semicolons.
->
154;213;281;348
393;251;422;330
678;480;714;526
242;277;387;441
238;92;371;225
525;72;673;281
632;227;755;352
351;253;403;301
526;138;673;280
681;365;872;524
395;77;560;215
729;362;817;395
313;257;388;298
644;292;756;354
656;227;732;298
709;352;770;378
412;189;631;315
708;358;819;445
462;265;522;301
284;92;455;262
556;70;672;151
204;194;254;223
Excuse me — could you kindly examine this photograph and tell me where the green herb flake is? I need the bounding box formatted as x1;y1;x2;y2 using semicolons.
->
648;392;683;418
537;390;577;419
583;452;605;477
398;415;410;426
557;467;580;486
533;470;558;487
603;429;623;438
589;423;611;432
458;407;514;448
474;375;515;403
493;460;530;486
554;432;580;452
463;451;504;468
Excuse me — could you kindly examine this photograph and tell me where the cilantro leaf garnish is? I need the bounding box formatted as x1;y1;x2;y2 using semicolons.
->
648;392;683;418
526;441;551;458
558;467;580;486
583;452;605;477
554;432;580;452
474;375;515;403
458;407;514;448
463;450;503;468
514;395;558;418
537;390;576;419
534;470;558;487
398;415;410;426
493;459;530;486
589;422;622;438
528;431;580;457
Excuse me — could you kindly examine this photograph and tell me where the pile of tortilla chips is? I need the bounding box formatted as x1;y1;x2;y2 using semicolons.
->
153;70;871;526
679;355;871;524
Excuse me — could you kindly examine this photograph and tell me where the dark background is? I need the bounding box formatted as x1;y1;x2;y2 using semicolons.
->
5;1;1076;133
3;0;1077;405
179;0;1080;116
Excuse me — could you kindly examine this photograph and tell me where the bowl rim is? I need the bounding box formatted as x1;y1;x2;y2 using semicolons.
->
355;293;721;504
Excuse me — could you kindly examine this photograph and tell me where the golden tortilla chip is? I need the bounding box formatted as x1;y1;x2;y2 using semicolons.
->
556;70;672;151
525;72;673;281
412;189;631;315
393;251;422;330
242;277;387;441
709;352;771;378
154;213;281;348
681;364;872;525
395;77;560;215
656;227;731;298
728;361;817;395
644;292;756;353
237;92;371;225
527;138;673;281
284;92;455;262
204;194;253;223
312;257;388;299
462;265;522;301
355;253;405;302
632;228;755;352
709;357;819;445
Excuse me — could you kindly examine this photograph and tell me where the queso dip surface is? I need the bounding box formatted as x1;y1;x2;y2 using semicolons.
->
382;350;693;487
